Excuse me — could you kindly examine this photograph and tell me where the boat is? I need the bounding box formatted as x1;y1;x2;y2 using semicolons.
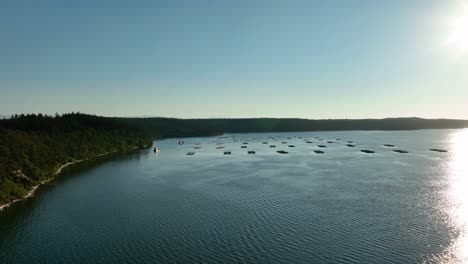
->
153;147;161;153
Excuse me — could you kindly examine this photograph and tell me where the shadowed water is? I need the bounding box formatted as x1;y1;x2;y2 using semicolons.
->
1;130;467;263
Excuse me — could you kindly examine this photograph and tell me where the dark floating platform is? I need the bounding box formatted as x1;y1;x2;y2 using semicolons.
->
306;141;313;144
318;145;327;148
384;144;395;147
327;141;334;143
241;146;247;148
319;139;324;141
430;149;448;153
243;142;248;145
277;150;289;154
314;150;324;154
282;142;287;144
346;144;356;147
361;150;375;154
186;152;195;156
270;145;276;148
263;142;268;144
393;150;409;154
194;147;202;149
224;151;232;155
347;141;354;143
336;139;341;141
288;145;295;148
216;146;225;149
248;151;256;154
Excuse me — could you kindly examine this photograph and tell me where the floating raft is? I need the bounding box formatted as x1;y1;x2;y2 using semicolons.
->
288;145;295;148
216;146;225;149
224;151;231;155
186;152;195;156
327;141;334;144
248;151;256;154
306;141;313;144
347;141;354;143
318;145;327;148
243;142;248;145
277;150;288;154
270;145;276;148
384;144;395;147
281;142;287;144
346;144;356;147
263;142;268;144
241;146;247;148
314;150;324;154
194;147;202;149
361;150;375;154
393;150;409;154
429;149;448;153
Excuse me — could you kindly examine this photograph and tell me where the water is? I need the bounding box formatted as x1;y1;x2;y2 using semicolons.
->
1;130;467;263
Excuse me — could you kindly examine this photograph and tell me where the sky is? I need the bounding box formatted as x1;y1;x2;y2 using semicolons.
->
1;0;468;119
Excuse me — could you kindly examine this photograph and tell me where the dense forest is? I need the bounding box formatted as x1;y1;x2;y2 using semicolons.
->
121;117;468;136
2;114;468;207
0;113;152;205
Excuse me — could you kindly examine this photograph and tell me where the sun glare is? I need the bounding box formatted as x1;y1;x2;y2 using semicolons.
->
446;0;468;55
448;16;468;52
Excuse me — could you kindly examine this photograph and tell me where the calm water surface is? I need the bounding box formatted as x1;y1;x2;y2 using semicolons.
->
1;130;468;263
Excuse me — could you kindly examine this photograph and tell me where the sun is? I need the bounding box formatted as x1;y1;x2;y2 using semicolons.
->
446;0;468;54
448;14;468;53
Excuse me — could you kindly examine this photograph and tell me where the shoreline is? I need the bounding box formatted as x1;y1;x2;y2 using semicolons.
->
0;150;119;212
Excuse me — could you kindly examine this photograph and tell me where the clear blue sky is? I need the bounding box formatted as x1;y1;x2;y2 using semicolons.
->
1;0;468;119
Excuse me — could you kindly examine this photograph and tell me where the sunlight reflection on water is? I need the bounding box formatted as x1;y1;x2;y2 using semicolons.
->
437;129;468;263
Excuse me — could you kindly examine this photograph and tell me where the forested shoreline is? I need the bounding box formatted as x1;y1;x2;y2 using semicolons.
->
0;113;152;206
2;114;468;207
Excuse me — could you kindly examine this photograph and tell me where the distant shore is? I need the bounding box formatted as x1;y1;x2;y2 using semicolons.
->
0;151;118;212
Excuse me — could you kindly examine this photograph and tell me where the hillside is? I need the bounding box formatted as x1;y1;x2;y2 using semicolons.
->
0;113;152;205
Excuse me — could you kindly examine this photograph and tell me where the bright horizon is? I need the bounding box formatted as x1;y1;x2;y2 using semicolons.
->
2;0;468;119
